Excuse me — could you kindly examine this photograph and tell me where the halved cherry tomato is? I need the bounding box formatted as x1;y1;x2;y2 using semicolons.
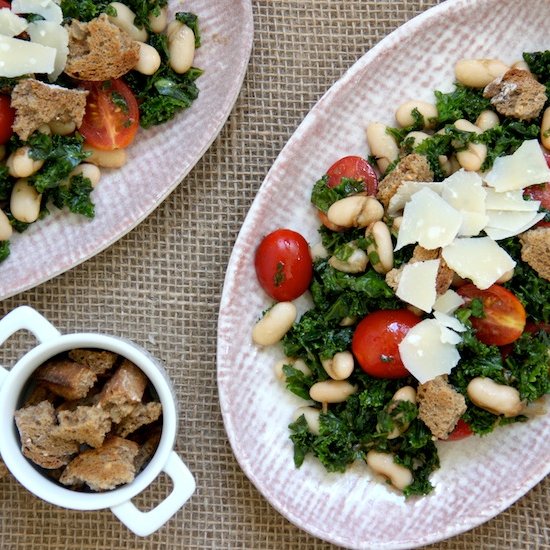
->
457;284;526;346
0;95;15;145
352;309;420;378
524;182;550;227
445;419;473;441
79;79;139;150
0;1;10;7
255;229;313;301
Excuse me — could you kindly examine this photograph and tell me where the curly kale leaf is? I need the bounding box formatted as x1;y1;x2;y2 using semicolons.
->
523;50;550;96
311;175;365;213
47;174;95;218
0;165;12;201
434;84;492;125
0;240;9;263
175;12;201;47
60;0;110;20
282;364;317;401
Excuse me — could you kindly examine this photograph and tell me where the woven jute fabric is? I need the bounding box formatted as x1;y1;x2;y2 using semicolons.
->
0;1;548;548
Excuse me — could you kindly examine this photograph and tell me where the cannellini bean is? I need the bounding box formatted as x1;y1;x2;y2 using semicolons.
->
10;178;41;223
454;58;509;88
366;221;393;274
467;377;524;417
475;109;500;131
49;119;76;136
252;302;297;346
37;123;51;135
68;163;101;188
0;209;12;241
83;145;127;168
454;119;487;171
366;450;413;491
134;42;162;75
366;122;399;173
395;100;438;129
293;406;321;436
438;154;453;177
512;60;530;72
386;386;416;439
321;351;354;380
309;380;357;403
540;107;550;150
149;6;168;33
327;195;384;228
167;21;195;74
7;146;44;178
391;216;403;232
274;358;310;381
339;316;357;327
108;2;148;42
310;241;328;261
328;247;368;273
404;130;430;148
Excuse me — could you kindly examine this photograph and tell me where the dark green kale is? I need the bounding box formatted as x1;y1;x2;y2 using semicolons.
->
0;240;9;263
282;364;317;401
434;84;492;125
385;108;426;144
6;212;30;234
523;50;550;96
310;175;365;213
317;224;364;255
0;165;12;201
288;415;315;468
175;12;201;47
47;174;95;218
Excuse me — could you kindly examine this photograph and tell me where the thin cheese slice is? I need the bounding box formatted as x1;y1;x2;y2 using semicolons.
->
484;188;540;212
11;0;63;24
433;311;467;332
0;35;56;77
0;7;28;36
485;209;540;232
484;212;545;240
484;139;550;191
396;259;439;313
395;187;463;251
399;319;461;383
439;325;462;345
27;20;68;80
433;289;465;314
441;237;516;289
387;181;443;216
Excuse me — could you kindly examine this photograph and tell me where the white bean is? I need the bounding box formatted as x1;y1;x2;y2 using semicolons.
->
395;100;438;129
149;6;168;33
49;119;76;136
366;450;412;491
37;123;51;135
0;209;13;241
134;42;161;75
309;241;328;261
108;2;148;42
404;130;430;148
10;179;41;223
366;221;394;274
167;21;195;74
454;119;487;171
328;247;368;273
293;406;321;436
252;302;297;346
6;147;44;178
339;316;357;327
274;358;310;381
512;60;530;72
467;377;524;417
454;58;509;88
309;380;357;403
321;351;354;380
540;107;550;150
386;386;416;439
83;145;127;168
475;109;500;131
366;122;399;173
327;195;384;228
68;163;101;188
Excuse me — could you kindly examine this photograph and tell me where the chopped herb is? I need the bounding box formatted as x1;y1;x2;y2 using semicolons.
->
273;262;285;286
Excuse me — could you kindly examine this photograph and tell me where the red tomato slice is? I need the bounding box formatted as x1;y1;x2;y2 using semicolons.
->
352;309;420;378
524;182;550;227
326;155;379;195
0;1;10;7
79;79;139;150
445;419;473;441
0;95;14;145
457;284;526;346
255;229;313;301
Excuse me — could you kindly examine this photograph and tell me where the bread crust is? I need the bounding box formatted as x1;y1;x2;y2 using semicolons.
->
35;358;97;401
54;405;112;448
68;349;119;376
114;402;162;437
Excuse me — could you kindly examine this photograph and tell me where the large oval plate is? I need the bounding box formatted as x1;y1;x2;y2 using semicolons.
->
0;0;253;300
218;0;549;548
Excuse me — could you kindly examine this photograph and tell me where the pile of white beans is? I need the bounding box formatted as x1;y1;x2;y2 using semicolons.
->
0;3;198;244
251;55;540;492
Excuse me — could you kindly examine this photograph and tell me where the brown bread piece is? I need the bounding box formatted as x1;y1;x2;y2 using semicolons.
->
59;436;139;491
519;226;550;281
417;375;467;440
54;406;112;448
14;401;78;469
35;358;97;400
65;14;140;81
483;68;547;120
10;78;89;141
21;385;58;407
68;349;119;376
134;427;162;473
114;402;162;437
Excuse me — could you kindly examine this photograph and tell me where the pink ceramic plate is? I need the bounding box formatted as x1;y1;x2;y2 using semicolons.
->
218;1;549;548
0;0;253;300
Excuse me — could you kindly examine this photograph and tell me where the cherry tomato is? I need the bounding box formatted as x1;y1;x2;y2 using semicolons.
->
79;79;139;150
326;155;379;195
0;95;15;145
445;419;473;441
255;229;313;301
351;309;420;378
0;1;10;7
457;284;526;346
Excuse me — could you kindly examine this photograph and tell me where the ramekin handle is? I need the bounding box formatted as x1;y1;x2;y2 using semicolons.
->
110;451;196;537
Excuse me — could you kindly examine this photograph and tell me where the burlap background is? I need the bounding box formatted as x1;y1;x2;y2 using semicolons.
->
0;1;548;548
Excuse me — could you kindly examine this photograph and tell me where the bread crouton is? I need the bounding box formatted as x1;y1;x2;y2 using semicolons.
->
35;358;97;401
68;349;118;376
483;68;547;121
10;78;88;141
376;154;434;209
114;402;162;438
14;401;79;469
519;226;550;281
417;375;467;440
54;406;112;448
21;385;58;407
59;436;139;491
134;427;162;473
65;14;140;81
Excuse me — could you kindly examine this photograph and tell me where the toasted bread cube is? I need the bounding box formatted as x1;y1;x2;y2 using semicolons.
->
35;358;97;401
54;406;112;448
68;349;118;376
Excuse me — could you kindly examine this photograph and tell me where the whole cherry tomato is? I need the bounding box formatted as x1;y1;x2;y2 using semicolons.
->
352;309;420;378
255;229;313;301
